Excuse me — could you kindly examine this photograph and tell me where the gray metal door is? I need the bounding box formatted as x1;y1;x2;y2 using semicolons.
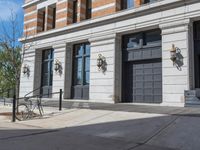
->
194;21;200;88
123;60;162;103
122;29;162;103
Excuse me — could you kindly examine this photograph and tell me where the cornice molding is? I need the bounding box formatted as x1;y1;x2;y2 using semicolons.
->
160;19;191;35
23;0;41;8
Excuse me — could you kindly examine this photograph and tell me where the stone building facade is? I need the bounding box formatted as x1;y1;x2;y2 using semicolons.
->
20;0;200;106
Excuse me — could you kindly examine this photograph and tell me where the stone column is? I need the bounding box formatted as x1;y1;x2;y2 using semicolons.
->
114;35;122;103
159;19;191;106
89;34;117;103
52;43;66;98
64;43;73;99
32;49;42;96
19;48;36;97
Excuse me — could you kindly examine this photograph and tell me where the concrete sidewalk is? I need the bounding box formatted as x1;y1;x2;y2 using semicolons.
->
0;103;200;150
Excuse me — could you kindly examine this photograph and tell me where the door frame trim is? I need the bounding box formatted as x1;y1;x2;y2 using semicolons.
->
71;42;90;100
40;48;54;97
121;29;162;103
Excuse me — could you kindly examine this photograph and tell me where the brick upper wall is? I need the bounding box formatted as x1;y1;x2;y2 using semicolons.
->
92;0;119;18
135;0;142;7
24;5;37;36
56;0;73;28
23;0;147;36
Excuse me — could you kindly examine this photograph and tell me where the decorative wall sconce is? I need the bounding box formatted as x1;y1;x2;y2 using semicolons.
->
170;44;177;62
170;44;184;71
54;59;62;75
23;64;30;77
97;54;107;73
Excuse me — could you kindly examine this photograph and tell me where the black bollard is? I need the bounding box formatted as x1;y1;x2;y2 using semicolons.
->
59;89;62;111
12;95;16;122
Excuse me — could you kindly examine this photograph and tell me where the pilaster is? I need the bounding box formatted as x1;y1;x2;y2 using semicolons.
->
159;19;191;106
52;43;66;98
89;34;117;103
64;43;73;99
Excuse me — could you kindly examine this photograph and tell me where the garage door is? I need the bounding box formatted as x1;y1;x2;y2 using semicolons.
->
122;29;162;103
123;60;162;103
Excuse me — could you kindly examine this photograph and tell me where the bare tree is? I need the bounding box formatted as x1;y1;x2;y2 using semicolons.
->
0;10;34;100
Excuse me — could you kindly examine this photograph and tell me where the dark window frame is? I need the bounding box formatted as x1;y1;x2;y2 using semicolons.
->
73;0;78;23
143;0;157;4
86;0;92;19
193;21;200;88
122;29;161;50
73;43;90;86
41;49;54;87
42;10;46;31
52;7;56;29
121;0;134;10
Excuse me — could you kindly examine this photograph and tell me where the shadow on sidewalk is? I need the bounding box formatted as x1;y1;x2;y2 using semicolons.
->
0;114;200;150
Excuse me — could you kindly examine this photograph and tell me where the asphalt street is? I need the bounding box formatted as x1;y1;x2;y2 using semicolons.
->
0;101;200;150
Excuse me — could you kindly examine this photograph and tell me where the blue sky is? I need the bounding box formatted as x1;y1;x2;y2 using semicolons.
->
0;0;24;45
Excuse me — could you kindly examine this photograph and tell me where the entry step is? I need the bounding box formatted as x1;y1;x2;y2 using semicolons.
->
185;90;200;106
72;102;90;108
